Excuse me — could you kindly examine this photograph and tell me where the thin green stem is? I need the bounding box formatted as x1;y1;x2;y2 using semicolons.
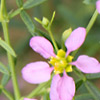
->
1;0;20;99
2;88;14;100
48;28;58;52
86;10;98;35
27;80;51;98
2;19;21;100
73;68;86;81
72;9;99;56
0;0;7;16
73;69;81;78
84;81;97;100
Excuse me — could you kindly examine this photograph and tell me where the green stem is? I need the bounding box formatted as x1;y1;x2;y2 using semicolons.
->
73;69;81;78
73;68;86;82
2;88;14;100
1;0;20;99
27;80;51;98
48;28;58;52
2;19;21;100
86;10;98;35
84;81;97;100
72;9;99;56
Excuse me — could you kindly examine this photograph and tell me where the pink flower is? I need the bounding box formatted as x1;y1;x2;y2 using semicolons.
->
22;27;100;100
96;0;100;14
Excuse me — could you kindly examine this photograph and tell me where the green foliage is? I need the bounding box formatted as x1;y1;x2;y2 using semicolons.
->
23;0;47;9
16;0;23;7
1;74;10;87
0;38;16;57
43;92;50;100
20;10;36;36
86;73;100;79
49;11;55;27
84;81;100;100
83;0;97;5
35;29;50;40
2;88;14;100
9;8;22;19
34;11;55;29
75;93;93;100
0;62;10;75
0;89;2;94
0;0;100;99
15;0;48;37
75;79;83;91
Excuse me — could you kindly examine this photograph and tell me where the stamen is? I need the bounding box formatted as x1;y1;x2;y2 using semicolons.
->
49;49;73;74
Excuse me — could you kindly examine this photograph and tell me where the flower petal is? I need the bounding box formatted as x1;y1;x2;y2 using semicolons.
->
22;61;53;84
65;27;86;56
24;98;37;100
50;72;75;100
72;55;100;73
96;0;100;14
50;75;60;100
30;36;55;59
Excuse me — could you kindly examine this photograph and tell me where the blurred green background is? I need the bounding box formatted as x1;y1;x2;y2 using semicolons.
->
0;0;100;100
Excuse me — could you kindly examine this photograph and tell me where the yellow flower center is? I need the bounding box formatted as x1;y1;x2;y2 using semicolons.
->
49;49;73;74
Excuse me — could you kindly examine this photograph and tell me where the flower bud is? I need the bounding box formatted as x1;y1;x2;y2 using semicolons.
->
62;28;72;42
42;17;49;27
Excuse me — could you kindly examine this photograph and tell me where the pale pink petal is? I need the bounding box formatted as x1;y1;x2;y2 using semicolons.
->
50;72;75;100
65;27;86;56
71;55;100;73
50;75;60;100
24;98;37;100
30;36;55;59
96;0;100;14
22;61;53;84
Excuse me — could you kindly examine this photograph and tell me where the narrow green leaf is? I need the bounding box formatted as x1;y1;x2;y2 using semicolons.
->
20;10;36;36
1;74;10;87
86;73;100;79
75;93;93;100
49;11;56;26
9;8;22;19
0;38;16;57
83;0;97;5
2;88;14;100
75;79;83;91
0;89;2;94
35;29;50;40
16;0;23;7
23;0;47;9
0;62;10;75
0;85;3;94
43;92;50;100
84;81;100;100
